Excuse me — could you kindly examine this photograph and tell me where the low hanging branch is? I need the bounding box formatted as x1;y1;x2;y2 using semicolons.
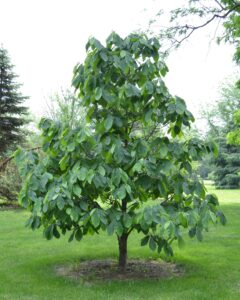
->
0;147;41;172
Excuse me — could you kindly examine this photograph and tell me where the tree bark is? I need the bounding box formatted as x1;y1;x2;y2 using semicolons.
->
118;233;128;271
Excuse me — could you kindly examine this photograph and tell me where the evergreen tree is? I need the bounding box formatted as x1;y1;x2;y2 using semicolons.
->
213;137;240;189
0;46;28;156
202;82;240;188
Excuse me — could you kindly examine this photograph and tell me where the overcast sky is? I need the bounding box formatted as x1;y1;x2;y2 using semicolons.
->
0;0;237;128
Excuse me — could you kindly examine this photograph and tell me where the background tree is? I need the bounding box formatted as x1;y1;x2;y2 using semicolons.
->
0;46;29;157
45;88;86;129
0;159;22;201
201;81;240;188
15;33;225;271
0;87;86;202
227;109;240;145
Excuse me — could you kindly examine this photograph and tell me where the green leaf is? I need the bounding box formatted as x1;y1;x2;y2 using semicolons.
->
206;194;219;206
53;226;60;239
179;212;188;227
91;209;101;227
73;185;82;197
144;109;153;122
112;168;122;186
123;213;132;228
98;166;105;176
209;211;217;223
145;81;154;94
149;236;157;251
107;221;115;235
163;244;173;256
115;185;126;200
175;97;186;115
79;200;88;211
104;115;114;131
132;161;142;173
95;87;102;101
195;182;205;198
93;174;105;188
141;235;149;246
59;156;68;171
136;140;148;157
100;51;108;61
75;228;83;241
77;167;88;181
125;83;140;98
57;197;65;210
196;227;203;241
158;180;167;197
159;144;168;158
68;231;75;242
115;223;123;236
217;211;227;225
86;169;95;184
44;225;54;240
67;142;75;152
31;216;40;230
70;207;80;222
87;37;103;50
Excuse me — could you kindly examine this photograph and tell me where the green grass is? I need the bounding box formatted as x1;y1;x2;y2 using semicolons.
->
1;188;240;300
205;184;240;204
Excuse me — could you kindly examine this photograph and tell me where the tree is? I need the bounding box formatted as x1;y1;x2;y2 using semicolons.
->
201;81;240;188
45;88;86;129
0;46;29;157
0;159;22;201
227;109;240;145
15;33;225;271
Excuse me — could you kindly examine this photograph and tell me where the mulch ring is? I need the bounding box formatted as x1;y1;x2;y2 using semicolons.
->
56;259;184;282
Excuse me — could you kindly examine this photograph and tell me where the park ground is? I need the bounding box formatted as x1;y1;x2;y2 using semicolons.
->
0;185;240;300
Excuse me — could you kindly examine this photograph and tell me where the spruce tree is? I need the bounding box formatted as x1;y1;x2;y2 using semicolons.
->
0;46;28;156
213;137;240;189
201;83;240;189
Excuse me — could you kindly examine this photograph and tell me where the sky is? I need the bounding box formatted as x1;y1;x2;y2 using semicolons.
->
0;0;237;128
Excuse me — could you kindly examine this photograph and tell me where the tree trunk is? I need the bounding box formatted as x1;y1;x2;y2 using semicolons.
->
118;233;128;271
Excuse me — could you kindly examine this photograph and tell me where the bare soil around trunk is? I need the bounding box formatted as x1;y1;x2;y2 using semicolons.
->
56;259;184;282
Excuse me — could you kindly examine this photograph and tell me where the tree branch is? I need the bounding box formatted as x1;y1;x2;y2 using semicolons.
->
0;147;41;172
173;3;240;46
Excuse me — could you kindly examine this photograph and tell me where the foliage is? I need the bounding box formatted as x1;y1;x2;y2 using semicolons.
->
213;137;240;188
15;32;225;269
201;82;240;188
45;88;86;129
0;46;29;157
203;82;240;136
227;109;240;145
0;159;21;201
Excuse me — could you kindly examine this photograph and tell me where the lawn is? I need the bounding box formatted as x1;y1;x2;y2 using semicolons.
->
1;187;240;300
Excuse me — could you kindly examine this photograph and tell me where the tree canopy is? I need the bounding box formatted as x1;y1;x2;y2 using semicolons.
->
227;109;240;145
15;32;225;270
201;81;240;188
45;89;86;129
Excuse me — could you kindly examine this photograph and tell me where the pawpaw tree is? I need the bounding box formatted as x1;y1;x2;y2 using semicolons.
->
15;32;225;270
